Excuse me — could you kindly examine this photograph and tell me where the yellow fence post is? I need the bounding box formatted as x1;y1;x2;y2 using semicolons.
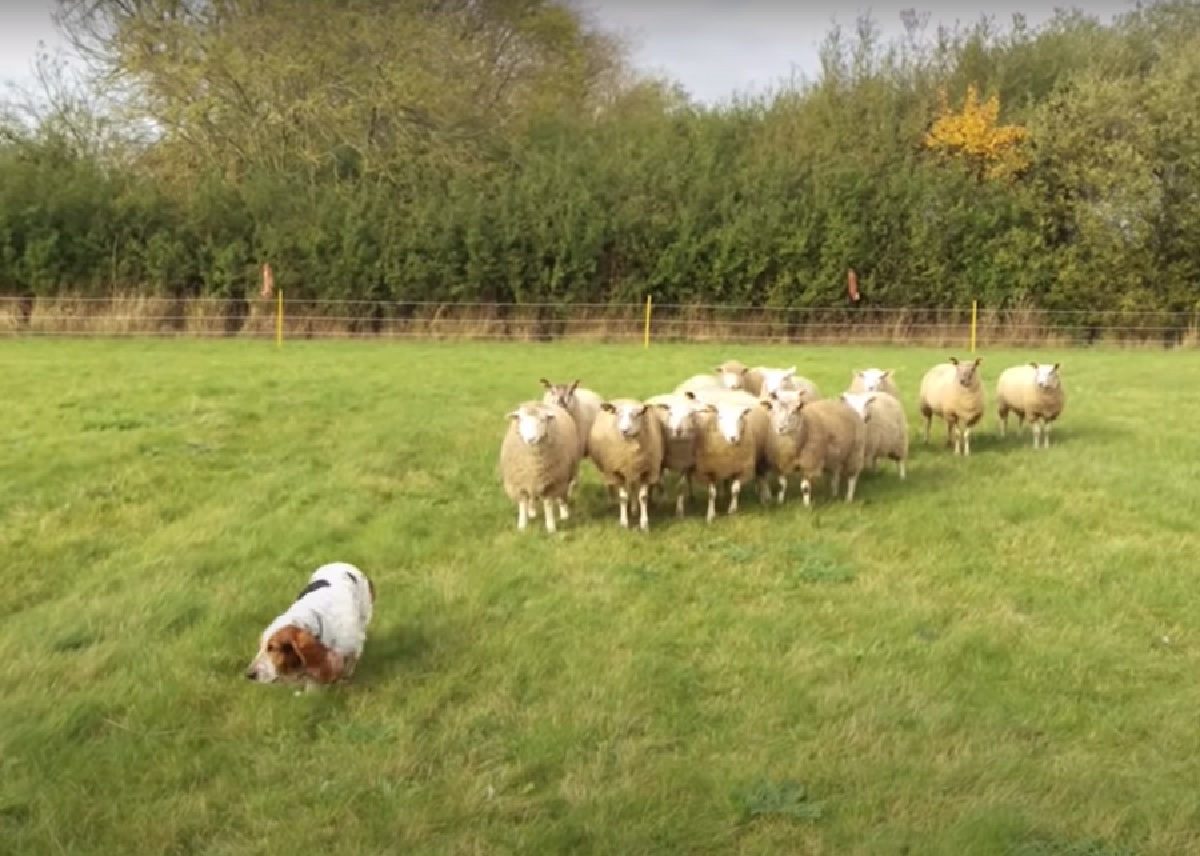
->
970;299;977;354
276;288;283;349
643;295;653;349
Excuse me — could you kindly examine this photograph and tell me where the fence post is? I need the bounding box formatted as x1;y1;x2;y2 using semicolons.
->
970;299;977;354
276;288;284;348
643;295;653;349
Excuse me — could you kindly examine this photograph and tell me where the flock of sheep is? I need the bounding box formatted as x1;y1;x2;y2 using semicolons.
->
499;357;1066;532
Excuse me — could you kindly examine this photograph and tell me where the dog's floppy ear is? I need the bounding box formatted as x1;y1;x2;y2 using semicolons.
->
290;628;340;683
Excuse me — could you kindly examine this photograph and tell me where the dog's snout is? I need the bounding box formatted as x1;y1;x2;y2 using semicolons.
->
245;669;258;681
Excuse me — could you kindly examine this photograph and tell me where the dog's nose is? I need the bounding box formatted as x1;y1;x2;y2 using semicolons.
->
244;669;257;681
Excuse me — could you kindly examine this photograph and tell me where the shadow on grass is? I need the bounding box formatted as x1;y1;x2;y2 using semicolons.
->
354;622;437;685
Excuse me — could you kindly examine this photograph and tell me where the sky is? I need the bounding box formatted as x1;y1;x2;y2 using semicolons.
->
1;0;1135;105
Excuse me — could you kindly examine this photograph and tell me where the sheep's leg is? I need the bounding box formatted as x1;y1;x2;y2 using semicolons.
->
727;478;742;515
800;478;813;508
757;475;772;505
776;474;787;504
557;498;570;521
921;407;932;444
1043;421;1052;448
542;498;557;533
998;407;1008;437
618;487;630;528
674;474;689;518
517;498;529;531
1031;421;1042;449
830;469;841;498
845;473;858;503
706;482;718;524
637;483;650;531
527;497;538;518
962;427;972;456
898;457;907;479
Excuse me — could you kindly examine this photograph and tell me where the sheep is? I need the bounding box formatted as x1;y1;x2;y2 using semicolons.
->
684;388;772;491
645;392;706;517
691;398;772;523
674;373;725;395
839;391;909;479
587;399;666;531
847;368;900;398
918;356;986;456
996;362;1066;449
539;378;604;459
759;393;866;507
714;359;820;400
499;401;581;532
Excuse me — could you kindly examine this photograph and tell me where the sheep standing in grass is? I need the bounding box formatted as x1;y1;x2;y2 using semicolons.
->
847;368;899;398
539;378;603;458
840;391;909;479
918;357;986;456
714;360;820;400
587;400;666;531
691;399;772;522
499;402;580;532
646;393;706;517
674;373;725;395
760;393;866;506
996;362;1065;449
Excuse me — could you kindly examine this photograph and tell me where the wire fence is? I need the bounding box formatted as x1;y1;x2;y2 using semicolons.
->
2;295;1199;348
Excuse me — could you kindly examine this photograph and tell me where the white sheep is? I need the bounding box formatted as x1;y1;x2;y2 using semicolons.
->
839;391;909;479
587;399;666;531
499;401;581;532
759;393;867;506
847;368;899;398
996;362;1066;449
539;378;604;458
674;373;725;395
691;398;772;523
714;359;820;400
645;392;706;517
918;356;986;456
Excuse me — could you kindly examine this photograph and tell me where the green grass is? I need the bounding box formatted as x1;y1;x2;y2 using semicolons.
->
2;338;1199;856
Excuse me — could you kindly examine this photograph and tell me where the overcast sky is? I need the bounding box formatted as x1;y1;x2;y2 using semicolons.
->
2;0;1134;104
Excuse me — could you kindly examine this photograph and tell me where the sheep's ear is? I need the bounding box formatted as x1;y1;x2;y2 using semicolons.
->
712;365;723;374
783;366;796;377
1028;361;1038;370
853;369;863;378
539;378;552;390
684;390;696;401
506;409;520;421
600;401;615;413
653;402;670;411
883;369;893;378
973;357;982;367
1052;362;1060;372
948;356;959;365
759;399;772;410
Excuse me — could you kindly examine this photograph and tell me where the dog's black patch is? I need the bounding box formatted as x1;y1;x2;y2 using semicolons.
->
296;578;331;601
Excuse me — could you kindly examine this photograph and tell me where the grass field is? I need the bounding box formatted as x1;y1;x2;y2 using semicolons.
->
3;338;1200;856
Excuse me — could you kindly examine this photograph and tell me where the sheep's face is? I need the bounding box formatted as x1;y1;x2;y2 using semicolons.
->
655;401;700;439
715;361;747;390
508;405;555;445
712;403;751;444
539;378;580;410
855;368;891;392
1029;362;1061;390
948;356;982;389
763;394;804;434
759;367;796;396
603;401;648;438
839;392;875;422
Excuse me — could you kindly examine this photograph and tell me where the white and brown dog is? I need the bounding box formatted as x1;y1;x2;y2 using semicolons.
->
245;562;376;688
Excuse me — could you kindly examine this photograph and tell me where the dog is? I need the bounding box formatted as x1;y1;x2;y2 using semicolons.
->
245;562;376;688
